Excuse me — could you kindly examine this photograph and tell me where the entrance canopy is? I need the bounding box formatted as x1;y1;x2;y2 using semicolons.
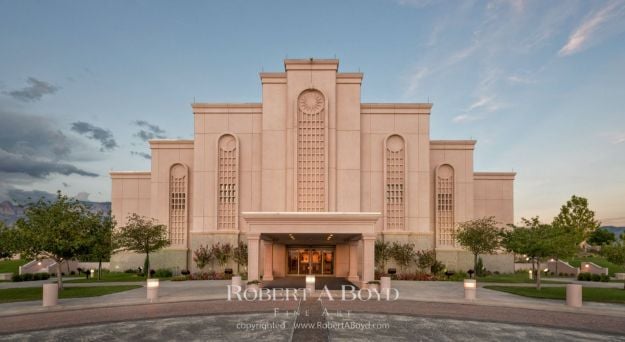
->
241;212;381;235
241;212;381;285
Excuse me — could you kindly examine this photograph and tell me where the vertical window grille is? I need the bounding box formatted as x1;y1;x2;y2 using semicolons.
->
436;164;455;246
297;90;326;211
384;135;405;230
169;164;188;246
218;134;239;230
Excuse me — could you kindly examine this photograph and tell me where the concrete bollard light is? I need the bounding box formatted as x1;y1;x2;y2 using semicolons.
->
566;284;582;308
147;278;159;302
464;279;477;300
43;283;58;307
380;276;391;295
306;275;315;293
231;276;242;294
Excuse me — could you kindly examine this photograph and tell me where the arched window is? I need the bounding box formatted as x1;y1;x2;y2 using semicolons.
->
169;164;188;246
436;164;455;246
384;135;406;230
296;89;326;212
217;134;239;230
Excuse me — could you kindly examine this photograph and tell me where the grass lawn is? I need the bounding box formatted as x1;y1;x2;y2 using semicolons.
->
566;255;625;276
0;259;27;274
485;286;625;304
0;285;142;304
65;272;170;283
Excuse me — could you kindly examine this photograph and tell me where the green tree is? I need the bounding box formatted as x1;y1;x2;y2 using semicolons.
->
0;222;18;259
415;249;437;273
456;216;501;274
113;214;170;279
232;240;248;274
587;229;616;246
375;240;392;274
193;245;214;271
601;242;625;290
212;242;233;270
390;242;416;274
14;192;91;290
84;211;116;280
501;217;578;290
552;195;600;244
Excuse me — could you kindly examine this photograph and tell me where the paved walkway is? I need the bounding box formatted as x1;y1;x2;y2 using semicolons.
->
1;280;625;333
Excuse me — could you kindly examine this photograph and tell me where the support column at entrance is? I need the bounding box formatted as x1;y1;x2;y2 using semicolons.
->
263;240;274;281
362;233;376;285
347;240;359;283
247;233;260;282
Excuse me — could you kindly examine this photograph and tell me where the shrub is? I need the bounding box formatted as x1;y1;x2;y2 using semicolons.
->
153;269;173;278
181;269;190;275
70;271;76;276
11;273;22;282
600;274;610;282
149;269;156;277
124;268;138;274
447;271;469;281
396;272;434;281
430;260;446;275
247;280;260;285
591;274;601;282
22;273;34;281
171;275;189;281
577;272;591;281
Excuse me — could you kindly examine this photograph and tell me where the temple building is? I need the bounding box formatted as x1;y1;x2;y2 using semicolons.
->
110;58;515;285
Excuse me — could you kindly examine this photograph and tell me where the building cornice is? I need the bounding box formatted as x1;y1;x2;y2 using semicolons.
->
336;73;363;84
241;212;381;223
149;140;194;149
192;103;262;114
474;172;516;180
430;140;477;150
361;103;432;115
259;72;287;84
284;59;339;71
109;171;151;179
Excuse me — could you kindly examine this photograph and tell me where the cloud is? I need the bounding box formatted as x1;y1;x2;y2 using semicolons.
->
452;114;481;124
75;192;90;201
71;121;118;151
0;149;97;178
62;182;70;188
0;110;99;181
4;77;60;102
131;151;151;160
133;120;167;141
559;1;625;56
0;110;72;159
601;132;625;145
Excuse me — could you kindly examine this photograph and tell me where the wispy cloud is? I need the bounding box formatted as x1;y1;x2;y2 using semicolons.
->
133;120;166;141
131;151;151;160
559;1;625;56
3;77;60;102
602;132;625;145
71;122;118;151
452;114;481;124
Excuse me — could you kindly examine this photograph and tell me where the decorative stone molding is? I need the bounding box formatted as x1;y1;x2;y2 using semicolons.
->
217;134;239;231
435;164;456;247
169;163;188;246
384;134;406;231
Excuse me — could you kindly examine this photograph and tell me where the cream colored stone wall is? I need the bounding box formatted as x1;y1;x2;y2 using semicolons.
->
191;104;262;233
361;104;432;233
110;172;151;226
474;172;515;225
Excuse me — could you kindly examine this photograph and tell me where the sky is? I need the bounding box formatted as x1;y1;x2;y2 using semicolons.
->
0;0;624;225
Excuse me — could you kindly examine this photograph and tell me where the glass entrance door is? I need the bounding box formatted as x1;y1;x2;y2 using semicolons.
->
287;247;334;275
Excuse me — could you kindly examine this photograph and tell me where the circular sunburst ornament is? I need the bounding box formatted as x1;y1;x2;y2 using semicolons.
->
219;135;236;151
438;164;453;179
298;90;324;114
387;135;404;152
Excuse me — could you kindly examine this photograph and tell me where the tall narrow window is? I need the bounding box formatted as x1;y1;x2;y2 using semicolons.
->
218;134;239;230
169;164;188;246
436;164;455;246
297;89;326;212
384;135;406;230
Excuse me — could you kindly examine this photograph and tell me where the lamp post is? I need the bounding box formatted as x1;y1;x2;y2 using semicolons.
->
464;279;476;300
306;275;315;293
147;278;159;301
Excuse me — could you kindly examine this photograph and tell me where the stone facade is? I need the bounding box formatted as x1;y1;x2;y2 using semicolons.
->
110;59;516;281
